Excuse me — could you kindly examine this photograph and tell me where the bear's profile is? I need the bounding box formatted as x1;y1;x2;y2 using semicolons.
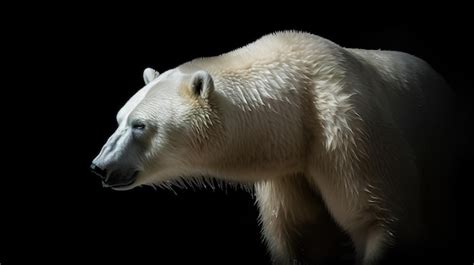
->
91;31;454;264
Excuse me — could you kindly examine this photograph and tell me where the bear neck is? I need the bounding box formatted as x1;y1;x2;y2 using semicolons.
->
183;33;361;184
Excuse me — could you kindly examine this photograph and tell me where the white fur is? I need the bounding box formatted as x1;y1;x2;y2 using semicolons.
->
94;31;452;264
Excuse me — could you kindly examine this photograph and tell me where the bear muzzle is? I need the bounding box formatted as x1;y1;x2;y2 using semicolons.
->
90;163;138;188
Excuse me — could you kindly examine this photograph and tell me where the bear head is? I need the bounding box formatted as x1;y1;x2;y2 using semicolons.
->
91;67;219;190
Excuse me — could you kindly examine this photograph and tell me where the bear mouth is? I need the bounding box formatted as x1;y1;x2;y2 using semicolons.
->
102;171;139;189
103;178;136;188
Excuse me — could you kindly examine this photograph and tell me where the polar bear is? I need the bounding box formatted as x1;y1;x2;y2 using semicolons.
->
91;31;454;264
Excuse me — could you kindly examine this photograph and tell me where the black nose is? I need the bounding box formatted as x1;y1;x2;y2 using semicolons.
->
90;163;107;180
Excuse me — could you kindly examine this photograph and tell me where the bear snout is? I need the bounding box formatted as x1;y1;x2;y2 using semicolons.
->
90;163;107;180
90;163;138;188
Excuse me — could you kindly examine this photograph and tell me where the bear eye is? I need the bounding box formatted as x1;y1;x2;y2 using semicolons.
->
131;121;146;130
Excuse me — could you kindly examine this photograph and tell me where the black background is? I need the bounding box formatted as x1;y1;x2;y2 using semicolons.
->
2;6;473;265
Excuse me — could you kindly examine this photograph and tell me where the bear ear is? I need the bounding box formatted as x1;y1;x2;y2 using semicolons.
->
143;68;160;85
190;71;214;99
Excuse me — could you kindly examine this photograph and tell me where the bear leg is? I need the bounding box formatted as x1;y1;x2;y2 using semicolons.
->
350;224;390;265
255;175;353;265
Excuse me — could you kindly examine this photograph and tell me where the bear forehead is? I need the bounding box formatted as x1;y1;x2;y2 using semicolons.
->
116;69;190;124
